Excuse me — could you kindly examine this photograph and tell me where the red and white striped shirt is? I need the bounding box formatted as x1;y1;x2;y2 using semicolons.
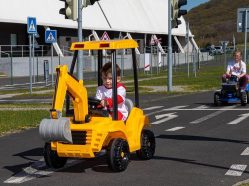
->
96;83;128;121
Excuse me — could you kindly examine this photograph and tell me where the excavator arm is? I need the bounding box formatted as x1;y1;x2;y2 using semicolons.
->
51;65;88;123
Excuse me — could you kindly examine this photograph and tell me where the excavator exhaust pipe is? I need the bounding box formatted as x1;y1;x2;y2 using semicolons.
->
39;117;73;143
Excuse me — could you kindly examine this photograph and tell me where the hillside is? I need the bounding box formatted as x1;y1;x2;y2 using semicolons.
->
185;0;249;47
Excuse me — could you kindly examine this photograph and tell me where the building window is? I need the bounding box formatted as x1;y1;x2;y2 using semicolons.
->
10;34;17;46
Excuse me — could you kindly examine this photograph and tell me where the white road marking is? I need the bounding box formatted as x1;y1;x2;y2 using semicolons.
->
225;164;247;176
162;105;246;111
152;112;178;125
155;112;177;120
165;127;185;131
190;106;236;124
143;106;164;111
228;113;249;125
163;108;249;111
146;105;245;117
146;105;188;116
193;105;209;109
4;159;49;184
166;105;189;110
241;147;249;155
4;159;81;184
190;110;227;124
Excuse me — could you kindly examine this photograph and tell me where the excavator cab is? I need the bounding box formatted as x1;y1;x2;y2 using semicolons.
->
39;39;155;172
67;39;139;121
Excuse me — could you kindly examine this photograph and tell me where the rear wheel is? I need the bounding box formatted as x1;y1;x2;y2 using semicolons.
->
241;91;247;106
136;129;156;160
214;92;221;106
44;143;67;169
107;138;130;172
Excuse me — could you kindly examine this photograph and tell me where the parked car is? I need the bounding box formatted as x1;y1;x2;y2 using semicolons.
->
213;46;224;55
207;47;216;56
225;46;235;54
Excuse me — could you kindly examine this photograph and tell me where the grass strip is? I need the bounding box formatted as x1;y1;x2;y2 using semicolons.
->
0;110;49;135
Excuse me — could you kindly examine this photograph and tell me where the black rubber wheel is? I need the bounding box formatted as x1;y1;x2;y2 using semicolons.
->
44;143;67;169
136;129;156;160
214;92;221;106
241;91;247;106
107;138;130;172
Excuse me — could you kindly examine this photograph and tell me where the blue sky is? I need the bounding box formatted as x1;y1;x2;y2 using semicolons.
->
182;0;209;11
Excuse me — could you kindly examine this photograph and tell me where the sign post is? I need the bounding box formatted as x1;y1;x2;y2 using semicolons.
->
186;21;189;77
44;60;49;86
237;8;249;63
220;41;229;70
45;29;57;86
27;17;37;94
167;0;172;91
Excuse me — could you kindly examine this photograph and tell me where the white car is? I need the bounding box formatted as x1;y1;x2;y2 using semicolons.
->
214;46;224;55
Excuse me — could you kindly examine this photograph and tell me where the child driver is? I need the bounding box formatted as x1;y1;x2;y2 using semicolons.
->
95;62;128;121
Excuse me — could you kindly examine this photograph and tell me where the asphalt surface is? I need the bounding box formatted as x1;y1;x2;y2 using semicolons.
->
1;92;249;186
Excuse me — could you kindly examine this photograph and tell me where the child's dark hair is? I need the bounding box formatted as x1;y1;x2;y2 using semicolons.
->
101;62;121;76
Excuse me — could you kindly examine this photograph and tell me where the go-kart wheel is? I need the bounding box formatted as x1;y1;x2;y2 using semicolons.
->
44;143;67;169
107;138;130;172
241;91;247;106
214;92;221;106
136;129;156;160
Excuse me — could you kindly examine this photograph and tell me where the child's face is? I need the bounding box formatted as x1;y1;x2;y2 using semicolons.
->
234;52;242;63
102;72;120;89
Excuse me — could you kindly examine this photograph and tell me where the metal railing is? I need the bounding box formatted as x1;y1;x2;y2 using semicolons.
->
0;45;51;57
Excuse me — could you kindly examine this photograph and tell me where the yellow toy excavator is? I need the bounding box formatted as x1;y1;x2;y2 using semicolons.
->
39;39;155;172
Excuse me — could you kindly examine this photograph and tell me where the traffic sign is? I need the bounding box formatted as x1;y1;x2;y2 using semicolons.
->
45;30;57;43
237;8;249;32
27;17;37;34
150;35;162;45
101;31;110;40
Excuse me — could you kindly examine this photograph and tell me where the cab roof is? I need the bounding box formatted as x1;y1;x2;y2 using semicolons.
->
70;39;138;51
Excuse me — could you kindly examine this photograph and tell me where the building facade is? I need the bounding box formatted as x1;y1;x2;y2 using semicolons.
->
0;0;198;56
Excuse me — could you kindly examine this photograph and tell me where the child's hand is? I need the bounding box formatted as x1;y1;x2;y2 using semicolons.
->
100;100;108;107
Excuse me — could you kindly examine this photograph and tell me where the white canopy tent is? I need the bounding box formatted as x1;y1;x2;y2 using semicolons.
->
0;0;197;51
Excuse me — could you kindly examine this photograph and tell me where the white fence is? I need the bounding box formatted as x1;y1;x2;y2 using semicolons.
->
0;52;213;77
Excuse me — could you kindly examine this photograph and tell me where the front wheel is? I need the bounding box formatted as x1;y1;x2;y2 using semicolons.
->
136;129;156;160
44;143;67;169
214;92;221;106
107;138;130;172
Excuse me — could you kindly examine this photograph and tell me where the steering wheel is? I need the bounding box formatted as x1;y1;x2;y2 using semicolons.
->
230;75;238;82
87;97;109;117
88;96;101;109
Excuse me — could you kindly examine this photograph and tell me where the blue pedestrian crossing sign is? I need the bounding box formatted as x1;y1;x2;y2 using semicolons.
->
27;17;37;34
45;30;57;43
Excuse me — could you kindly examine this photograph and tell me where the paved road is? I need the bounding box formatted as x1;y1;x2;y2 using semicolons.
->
1;92;249;186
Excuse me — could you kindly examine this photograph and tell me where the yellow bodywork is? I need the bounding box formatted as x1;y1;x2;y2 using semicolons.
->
51;65;88;122
51;107;149;158
49;39;149;158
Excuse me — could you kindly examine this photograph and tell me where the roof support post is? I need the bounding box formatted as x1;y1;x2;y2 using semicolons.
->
152;34;166;54
173;35;184;53
125;33;140;55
